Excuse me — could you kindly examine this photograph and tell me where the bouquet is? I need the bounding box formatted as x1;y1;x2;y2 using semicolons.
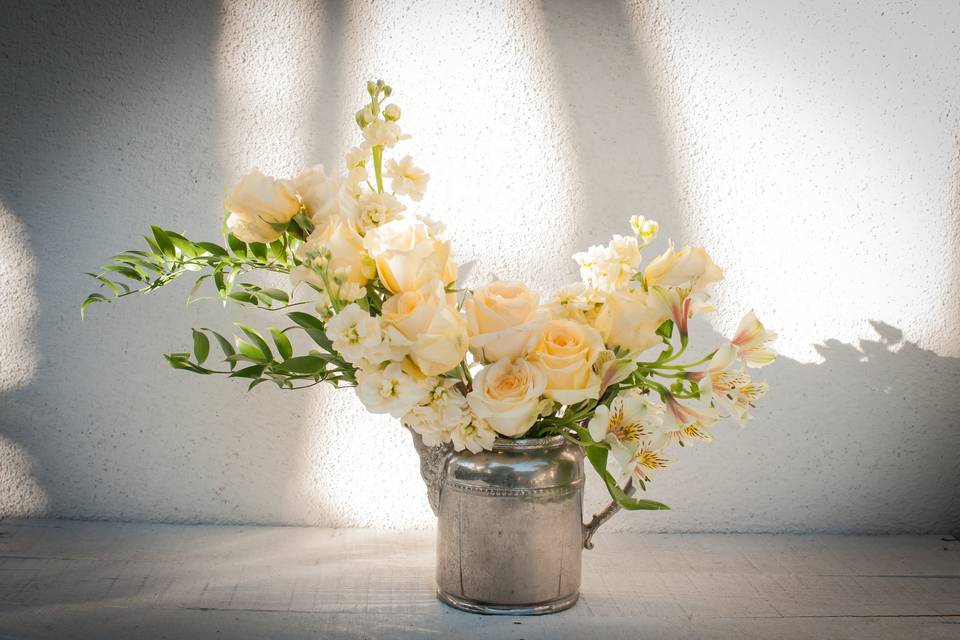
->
83;80;776;512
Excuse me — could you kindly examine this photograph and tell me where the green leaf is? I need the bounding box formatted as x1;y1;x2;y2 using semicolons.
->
192;329;210;364
196;241;229;257
187;274;211;302
163;353;211;375
80;293;109;318
230;363;266;379
287;311;333;351
85;273;121;296
227;233;247;257
103;264;146;282
143;235;162;256
151;226;176;258
585;445;669;511
235;323;272;360
235;338;267;362
260;288;289;304
226;291;259;306
656;319;674;340
249;242;268;262
203;328;236;369
275;355;327;375
270;328;293;360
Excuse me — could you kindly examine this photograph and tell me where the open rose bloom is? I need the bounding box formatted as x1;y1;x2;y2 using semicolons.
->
83;80;777;511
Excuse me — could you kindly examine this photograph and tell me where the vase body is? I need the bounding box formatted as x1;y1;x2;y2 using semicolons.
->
434;435;584;615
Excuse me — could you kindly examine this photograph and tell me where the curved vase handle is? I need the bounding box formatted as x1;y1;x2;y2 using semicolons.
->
406;426;451;517
582;479;634;550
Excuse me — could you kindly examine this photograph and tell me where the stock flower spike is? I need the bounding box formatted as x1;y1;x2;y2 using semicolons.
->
81;80;776;513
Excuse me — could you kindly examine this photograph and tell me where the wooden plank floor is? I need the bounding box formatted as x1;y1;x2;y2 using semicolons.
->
0;520;958;639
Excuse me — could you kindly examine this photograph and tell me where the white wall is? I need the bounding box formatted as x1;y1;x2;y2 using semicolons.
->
1;0;958;533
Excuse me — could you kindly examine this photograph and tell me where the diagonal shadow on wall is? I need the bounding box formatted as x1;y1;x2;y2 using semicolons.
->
0;0;305;523
537;0;680;265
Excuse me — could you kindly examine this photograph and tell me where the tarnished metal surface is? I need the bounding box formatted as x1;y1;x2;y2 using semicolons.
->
434;436;585;614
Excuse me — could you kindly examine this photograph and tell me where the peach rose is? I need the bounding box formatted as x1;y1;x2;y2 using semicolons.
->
530;319;604;404
467;358;547;437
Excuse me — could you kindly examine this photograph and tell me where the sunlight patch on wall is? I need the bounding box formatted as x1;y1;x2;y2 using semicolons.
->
0;200;38;391
217;0;334;178
341;0;581;293
627;1;960;362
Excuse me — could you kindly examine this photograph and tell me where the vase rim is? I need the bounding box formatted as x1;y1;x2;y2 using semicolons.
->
492;435;566;451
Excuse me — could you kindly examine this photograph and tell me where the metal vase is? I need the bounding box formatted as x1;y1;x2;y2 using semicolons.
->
409;431;618;615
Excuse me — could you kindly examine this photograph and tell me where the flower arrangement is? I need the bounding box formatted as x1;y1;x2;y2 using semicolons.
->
83;80;776;512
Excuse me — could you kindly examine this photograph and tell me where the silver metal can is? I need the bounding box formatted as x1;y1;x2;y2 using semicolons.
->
434;435;584;614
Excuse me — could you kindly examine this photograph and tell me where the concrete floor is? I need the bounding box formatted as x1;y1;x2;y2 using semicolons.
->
0;520;958;639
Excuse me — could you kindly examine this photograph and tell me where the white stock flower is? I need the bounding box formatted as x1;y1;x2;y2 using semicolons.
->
573;235;641;292
385;155;429;201
345;144;371;173
629;215;659;245
450;414;497;453
355;361;428;418
324;304;382;364
354;191;406;230
363;119;409;148
383;103;401;121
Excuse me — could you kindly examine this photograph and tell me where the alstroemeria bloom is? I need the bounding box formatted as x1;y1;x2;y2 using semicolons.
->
651;286;715;337
686;343;738;383
661;388;720;445
589;392;670;483
731;310;777;367
710;369;769;422
644;245;723;292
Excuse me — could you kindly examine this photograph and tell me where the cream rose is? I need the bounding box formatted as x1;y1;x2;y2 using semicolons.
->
643;245;722;292
225;169;300;244
295;215;374;291
603;287;669;354
381;280;468;376
464;281;544;363
363;217;455;293
530;319;604;405
467;358;547;437
287;165;342;225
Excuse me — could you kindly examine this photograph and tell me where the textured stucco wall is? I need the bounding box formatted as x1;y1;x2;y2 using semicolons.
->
1;0;958;532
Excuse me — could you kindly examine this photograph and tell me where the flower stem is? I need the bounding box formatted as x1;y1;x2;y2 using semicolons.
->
373;145;384;193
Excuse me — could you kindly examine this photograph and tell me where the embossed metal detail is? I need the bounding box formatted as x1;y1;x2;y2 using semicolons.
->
446;477;584;497
405;426;450;517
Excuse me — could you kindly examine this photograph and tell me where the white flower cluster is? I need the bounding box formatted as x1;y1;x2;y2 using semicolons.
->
219;80;777;477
